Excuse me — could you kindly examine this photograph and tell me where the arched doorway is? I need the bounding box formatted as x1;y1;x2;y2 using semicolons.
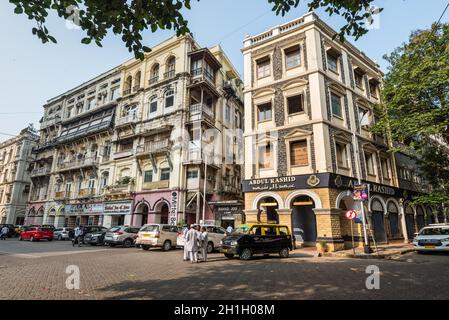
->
47;208;56;226
426;207;435;225
291;195;316;245
371;199;387;243
416;206;425;231
257;197;279;224
160;203;169;224
437;208;445;224
35;208;44;225
387;201;401;240
153;200;170;224
405;205;415;240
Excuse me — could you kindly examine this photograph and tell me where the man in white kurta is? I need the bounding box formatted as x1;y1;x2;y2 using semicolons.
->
182;225;190;261
185;225;199;263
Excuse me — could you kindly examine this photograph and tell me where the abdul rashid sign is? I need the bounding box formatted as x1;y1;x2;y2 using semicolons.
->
242;173;407;198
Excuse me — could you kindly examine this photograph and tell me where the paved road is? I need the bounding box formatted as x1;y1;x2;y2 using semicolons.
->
0;238;448;300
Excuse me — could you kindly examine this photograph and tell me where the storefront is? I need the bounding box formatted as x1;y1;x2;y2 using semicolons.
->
243;172;428;252
65;203;104;228
132;190;177;227
103;201;133;228
210;201;243;229
44;203;65;227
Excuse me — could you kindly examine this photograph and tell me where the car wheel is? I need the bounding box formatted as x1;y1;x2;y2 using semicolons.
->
224;253;234;259
123;239;133;248
240;248;252;261
30;236;35;242
19;236;23;241
142;245;150;251
48;238;53;242
162;240;172;251
90;243;97;246
207;242;214;254
279;247;290;258
417;250;426;255
109;243;116;247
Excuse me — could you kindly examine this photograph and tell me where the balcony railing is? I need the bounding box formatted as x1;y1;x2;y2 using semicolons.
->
149;77;159;85
189;103;214;121
143;180;170;190
78;188;96;197
191;68;215;84
133;85;141;92
55;191;71;200
57;158;98;171
123;88;131;96
164;70;175;79
136;139;170;156
30;167;51;177
112;149;134;160
116;115;138;126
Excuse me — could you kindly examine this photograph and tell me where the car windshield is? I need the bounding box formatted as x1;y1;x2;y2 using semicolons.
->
140;225;159;232
420;227;449;236
232;226;250;235
109;227;122;232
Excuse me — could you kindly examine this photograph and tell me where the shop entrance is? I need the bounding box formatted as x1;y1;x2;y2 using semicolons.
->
111;215;125;226
257;197;279;224
161;204;169;224
221;219;235;230
291;195;316;245
371;199;387;243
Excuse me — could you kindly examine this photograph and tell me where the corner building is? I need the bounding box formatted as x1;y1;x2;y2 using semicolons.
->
242;13;436;251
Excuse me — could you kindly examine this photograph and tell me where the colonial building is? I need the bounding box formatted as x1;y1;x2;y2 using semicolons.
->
111;35;243;228
241;12;438;251
26;35;243;229
0;127;38;224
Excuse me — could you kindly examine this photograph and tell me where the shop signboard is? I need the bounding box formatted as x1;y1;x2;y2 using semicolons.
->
170;191;178;226
104;201;132;215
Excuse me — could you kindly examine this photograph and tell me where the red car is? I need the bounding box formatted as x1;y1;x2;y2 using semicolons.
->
19;226;54;242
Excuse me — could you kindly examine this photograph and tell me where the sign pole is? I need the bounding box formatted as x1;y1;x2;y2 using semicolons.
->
351;220;355;255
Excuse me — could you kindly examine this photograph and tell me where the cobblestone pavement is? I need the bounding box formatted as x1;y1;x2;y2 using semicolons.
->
1;239;448;300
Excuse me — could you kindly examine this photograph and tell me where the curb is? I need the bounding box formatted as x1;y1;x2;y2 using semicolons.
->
324;248;415;260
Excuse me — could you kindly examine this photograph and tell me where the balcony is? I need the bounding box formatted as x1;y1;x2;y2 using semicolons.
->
136;139;170;156
143;180;170;190
123;88;131;96
164;70;175;79
191;68;215;84
149;77;159;85
133;85;141;92
183;148;218;168
30;167;51;177
116;115;138;127
57;158;99;172
55;191;71;200
112;149;134;160
189;103;214;122
78;188;96;198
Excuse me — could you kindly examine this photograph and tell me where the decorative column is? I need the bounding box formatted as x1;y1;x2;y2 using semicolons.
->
276;209;292;229
244;209;259;224
399;199;409;243
313;208;345;252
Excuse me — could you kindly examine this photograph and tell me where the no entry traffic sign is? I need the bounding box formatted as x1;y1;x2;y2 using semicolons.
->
345;210;357;220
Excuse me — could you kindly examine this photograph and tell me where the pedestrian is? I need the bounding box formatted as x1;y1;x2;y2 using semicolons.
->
0;226;8;240
182;224;191;261
226;225;233;234
185;224;199;263
73;225;83;247
199;226;209;262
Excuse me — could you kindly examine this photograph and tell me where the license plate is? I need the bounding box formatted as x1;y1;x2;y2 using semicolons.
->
425;245;435;249
105;237;112;240
143;234;151;238
222;249;228;253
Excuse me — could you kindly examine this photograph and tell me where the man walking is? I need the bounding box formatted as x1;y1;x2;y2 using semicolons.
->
72;225;83;247
185;224;199;263
0;225;9;240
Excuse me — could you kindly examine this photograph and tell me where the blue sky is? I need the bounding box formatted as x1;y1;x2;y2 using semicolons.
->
0;0;447;141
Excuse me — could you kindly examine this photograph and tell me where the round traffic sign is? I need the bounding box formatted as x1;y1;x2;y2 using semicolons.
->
345;210;357;220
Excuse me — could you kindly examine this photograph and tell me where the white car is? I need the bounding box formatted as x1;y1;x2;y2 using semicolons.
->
177;225;228;253
413;224;449;253
135;224;180;251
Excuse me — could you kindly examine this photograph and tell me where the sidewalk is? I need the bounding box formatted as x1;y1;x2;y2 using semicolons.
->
324;241;415;260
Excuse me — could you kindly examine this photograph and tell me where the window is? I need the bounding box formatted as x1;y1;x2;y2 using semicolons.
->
257;57;271;79
369;80;378;98
86;98;95;111
381;158;390;179
364;152;375;175
287;94;304;114
191;59;202;76
257;103;272;122
149;96;158;114
285;46;301;69
258;143;272;169
101;173;109;188
290;140;308;166
144;170;153;183
330;93;342;118
336;143;348;168
165;90;174;108
151;64;159;79
88;179;95;189
187;169;198;179
160;168;170;181
354;69;364;89
358;107;370;128
224;104;231;123
327;52;339;73
110;86;120;101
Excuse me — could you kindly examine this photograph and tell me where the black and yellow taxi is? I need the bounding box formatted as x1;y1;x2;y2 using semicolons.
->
220;223;293;260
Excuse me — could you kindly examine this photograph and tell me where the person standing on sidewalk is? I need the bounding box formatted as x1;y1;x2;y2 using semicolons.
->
182;224;191;261
199;226;209;262
0;226;8;240
185;224;199;263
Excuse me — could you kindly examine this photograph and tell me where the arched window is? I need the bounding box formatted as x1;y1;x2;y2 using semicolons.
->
124;75;132;95
134;71;141;91
100;172;109;189
165;90;174;108
149;95;158;115
165;56;176;78
150;64;159;84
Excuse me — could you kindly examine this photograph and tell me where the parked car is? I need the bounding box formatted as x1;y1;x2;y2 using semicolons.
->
19;226;54;242
0;224;16;238
220;223;293;260
53;227;73;240
30;224;55;231
176;225;227;253
68;226;108;243
136;224;180;251
84;229;108;246
104;226;140;248
413;224;449;253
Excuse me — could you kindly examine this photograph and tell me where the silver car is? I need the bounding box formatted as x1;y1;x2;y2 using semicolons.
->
53;227;73;240
104;226;140;248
